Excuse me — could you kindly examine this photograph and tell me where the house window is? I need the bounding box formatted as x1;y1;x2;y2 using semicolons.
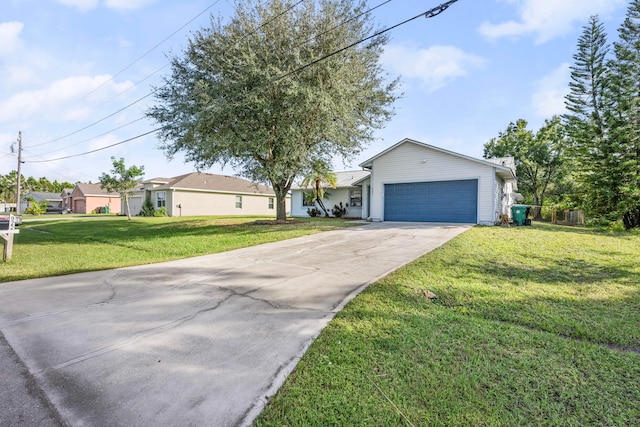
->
268;197;274;209
235;195;242;209
157;191;166;208
349;188;362;207
302;190;315;207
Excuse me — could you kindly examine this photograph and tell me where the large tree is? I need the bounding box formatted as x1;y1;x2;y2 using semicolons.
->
564;15;622;223
99;157;145;220
147;0;398;220
564;7;640;229
484;117;565;218
611;0;640;228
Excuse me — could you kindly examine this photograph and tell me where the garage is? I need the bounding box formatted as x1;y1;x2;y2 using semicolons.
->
384;179;478;223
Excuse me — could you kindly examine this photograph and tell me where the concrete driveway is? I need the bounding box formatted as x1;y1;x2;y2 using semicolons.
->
0;222;470;426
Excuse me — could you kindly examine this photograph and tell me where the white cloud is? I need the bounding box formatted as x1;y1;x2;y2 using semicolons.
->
0;75;134;124
479;0;626;44
0;21;24;58
104;0;156;10
382;45;486;92
532;63;570;117
55;0;100;12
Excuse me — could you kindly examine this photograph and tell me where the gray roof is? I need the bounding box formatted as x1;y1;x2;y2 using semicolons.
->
149;172;276;196
334;170;370;187
23;192;62;202
291;170;370;190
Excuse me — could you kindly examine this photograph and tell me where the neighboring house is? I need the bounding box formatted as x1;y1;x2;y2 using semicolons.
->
291;170;370;218
69;183;121;214
124;172;290;217
60;188;74;212
291;138;518;225
21;191;63;212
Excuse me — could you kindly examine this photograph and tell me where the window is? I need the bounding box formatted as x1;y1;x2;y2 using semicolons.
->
302;190;315;207
349;188;362;207
235;195;242;209
157;191;166;208
268;197;274;209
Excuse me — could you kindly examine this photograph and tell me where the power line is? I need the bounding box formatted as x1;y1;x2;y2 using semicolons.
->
21;147;95;182
28;0;309;150
27;90;158;148
25;129;159;163
26;1;460;165
29;117;148;157
273;0;459;84
64;0;223;111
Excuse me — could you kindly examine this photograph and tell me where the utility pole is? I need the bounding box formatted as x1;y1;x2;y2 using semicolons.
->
15;131;22;215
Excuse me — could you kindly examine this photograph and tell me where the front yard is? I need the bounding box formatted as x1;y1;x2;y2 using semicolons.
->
0;216;356;283
255;222;640;426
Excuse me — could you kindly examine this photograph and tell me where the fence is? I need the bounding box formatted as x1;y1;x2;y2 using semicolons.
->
541;207;585;226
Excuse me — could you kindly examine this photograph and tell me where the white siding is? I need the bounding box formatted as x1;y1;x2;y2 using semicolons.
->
290;190;309;217
368;142;497;224
291;187;363;218
494;174;505;221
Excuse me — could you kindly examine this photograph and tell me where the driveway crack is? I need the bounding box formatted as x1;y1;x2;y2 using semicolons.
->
35;293;236;375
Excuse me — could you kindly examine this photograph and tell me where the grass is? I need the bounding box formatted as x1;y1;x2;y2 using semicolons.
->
0;215;356;283
255;222;640;426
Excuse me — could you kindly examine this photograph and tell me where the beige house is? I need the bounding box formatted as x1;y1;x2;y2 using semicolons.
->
125;172;290;217
69;183;121;214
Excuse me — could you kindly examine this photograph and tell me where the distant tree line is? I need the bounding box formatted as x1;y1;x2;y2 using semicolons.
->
0;171;75;204
485;0;640;230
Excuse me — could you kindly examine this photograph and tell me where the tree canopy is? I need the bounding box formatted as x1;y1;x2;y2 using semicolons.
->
484;117;566;217
0;171;74;205
147;0;398;220
564;4;640;228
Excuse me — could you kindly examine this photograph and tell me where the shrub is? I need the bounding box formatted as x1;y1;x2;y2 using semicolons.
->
332;202;346;218
25;201;47;215
307;207;321;217
153;207;167;217
139;197;155;217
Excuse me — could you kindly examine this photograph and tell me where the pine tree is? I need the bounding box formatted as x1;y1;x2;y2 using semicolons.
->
611;0;640;228
564;15;623;223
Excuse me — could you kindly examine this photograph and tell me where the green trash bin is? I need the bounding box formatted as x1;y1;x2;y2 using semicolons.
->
105;205;110;214
511;205;527;226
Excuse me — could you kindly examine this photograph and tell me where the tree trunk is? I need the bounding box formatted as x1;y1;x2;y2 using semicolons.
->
271;180;290;221
124;193;132;220
275;194;286;221
316;197;330;217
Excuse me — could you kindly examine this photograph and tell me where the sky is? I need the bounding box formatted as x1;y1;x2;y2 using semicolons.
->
0;0;631;186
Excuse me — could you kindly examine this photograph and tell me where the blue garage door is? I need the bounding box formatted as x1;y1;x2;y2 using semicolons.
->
384;179;478;223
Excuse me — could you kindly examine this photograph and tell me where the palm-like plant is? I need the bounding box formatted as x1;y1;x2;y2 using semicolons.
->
301;160;337;217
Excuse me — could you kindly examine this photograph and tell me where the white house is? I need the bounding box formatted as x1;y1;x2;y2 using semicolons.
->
290;170;370;218
291;139;518;225
124;172;290;217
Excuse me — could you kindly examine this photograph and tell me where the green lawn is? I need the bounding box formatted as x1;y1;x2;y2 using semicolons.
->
255;223;640;426
0;215;355;283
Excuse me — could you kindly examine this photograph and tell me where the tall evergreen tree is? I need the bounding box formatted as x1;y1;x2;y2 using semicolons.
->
563;15;624;224
611;0;640;228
